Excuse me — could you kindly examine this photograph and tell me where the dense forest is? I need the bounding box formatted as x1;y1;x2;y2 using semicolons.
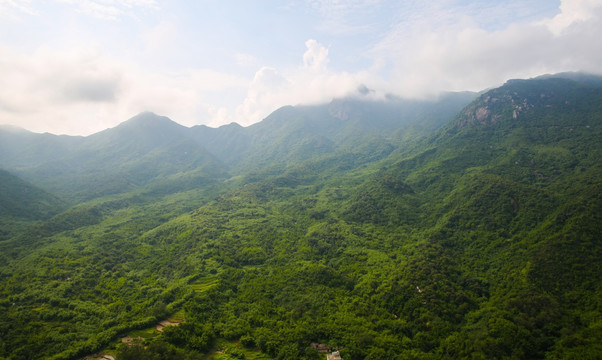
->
0;73;601;359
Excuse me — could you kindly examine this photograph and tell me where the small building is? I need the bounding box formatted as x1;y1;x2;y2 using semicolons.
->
327;351;343;360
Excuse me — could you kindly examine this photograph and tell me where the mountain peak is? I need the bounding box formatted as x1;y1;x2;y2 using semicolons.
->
118;112;182;130
453;75;602;128
84;112;190;150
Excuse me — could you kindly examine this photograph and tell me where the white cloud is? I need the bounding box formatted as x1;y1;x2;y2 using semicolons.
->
2;1;602;135
206;105;232;127
0;45;248;134
369;0;602;97
236;40;370;125
141;20;180;56
57;0;158;20
0;46;119;108
235;53;259;68
236;67;290;126
303;39;330;71
306;0;382;34
236;0;602;126
0;0;37;19
542;0;602;34
121;68;248;128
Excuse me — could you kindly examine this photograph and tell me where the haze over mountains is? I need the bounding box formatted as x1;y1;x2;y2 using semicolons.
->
0;73;601;360
0;91;476;202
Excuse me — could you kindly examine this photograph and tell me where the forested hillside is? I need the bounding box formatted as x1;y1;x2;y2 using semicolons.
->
0;74;600;360
0;169;66;241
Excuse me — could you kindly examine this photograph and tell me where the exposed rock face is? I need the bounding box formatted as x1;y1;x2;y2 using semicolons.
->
475;107;491;122
453;76;599;129
457;100;503;127
455;81;554;127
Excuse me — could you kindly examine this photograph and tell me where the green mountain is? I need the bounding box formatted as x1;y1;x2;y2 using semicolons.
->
0;125;84;169
189;92;477;172
0;95;474;204
0;169;65;219
0;74;600;360
0;113;228;202
0;169;66;241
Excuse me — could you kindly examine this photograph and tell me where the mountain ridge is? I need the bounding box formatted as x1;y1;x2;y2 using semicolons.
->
0;92;478;202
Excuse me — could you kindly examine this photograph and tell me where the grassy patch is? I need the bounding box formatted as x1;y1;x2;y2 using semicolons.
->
129;327;160;339
169;308;186;322
206;340;273;360
190;277;219;293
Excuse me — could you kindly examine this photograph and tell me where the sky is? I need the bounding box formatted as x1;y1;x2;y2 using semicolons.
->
1;0;602;135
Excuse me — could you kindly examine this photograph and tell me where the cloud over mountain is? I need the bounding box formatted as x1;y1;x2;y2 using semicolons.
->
0;0;601;135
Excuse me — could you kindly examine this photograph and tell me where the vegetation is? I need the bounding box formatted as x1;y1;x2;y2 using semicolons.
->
0;74;600;359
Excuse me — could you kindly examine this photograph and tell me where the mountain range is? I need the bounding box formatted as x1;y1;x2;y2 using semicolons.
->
0;73;600;360
0;91;476;202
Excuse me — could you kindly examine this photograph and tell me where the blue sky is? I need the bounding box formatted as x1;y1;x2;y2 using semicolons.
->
1;0;601;135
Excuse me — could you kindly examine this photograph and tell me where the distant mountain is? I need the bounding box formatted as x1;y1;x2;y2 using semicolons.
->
0;112;228;202
189;122;250;166
0;125;84;169
0;94;477;202
190;92;478;172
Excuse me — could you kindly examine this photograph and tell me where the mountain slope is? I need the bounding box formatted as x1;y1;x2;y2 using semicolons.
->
0;169;65;219
341;75;602;358
0;169;66;241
